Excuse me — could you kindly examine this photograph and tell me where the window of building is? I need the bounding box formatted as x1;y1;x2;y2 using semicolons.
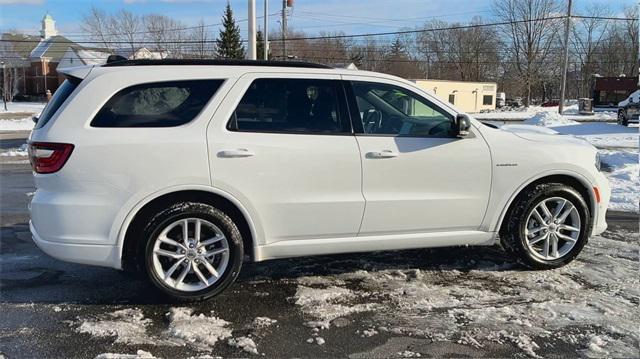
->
91;80;223;127
228;78;350;134
483;95;493;106
448;94;455;105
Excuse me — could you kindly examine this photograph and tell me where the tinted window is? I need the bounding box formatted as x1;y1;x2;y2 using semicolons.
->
228;78;350;134
35;79;79;129
483;95;493;106
351;81;454;137
91;80;223;127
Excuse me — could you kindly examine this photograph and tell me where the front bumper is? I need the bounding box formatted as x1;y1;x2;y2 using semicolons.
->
592;171;610;236
30;221;120;268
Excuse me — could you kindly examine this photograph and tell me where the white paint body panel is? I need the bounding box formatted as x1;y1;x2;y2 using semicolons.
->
28;65;609;269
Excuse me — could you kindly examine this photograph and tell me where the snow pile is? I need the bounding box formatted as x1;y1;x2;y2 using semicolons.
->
0;118;35;132
94;350;156;359
76;308;154;345
524;111;579;127
0;143;28;157
166;307;232;350
252;316;277;329
293;285;377;329
599;149;639;212
291;232;639;357
227;336;259;355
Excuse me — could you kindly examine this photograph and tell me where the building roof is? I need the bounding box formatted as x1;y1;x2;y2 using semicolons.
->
29;35;77;61
1;33;41;59
593;76;639;91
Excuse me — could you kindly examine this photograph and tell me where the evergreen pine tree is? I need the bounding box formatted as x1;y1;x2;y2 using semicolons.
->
216;3;245;59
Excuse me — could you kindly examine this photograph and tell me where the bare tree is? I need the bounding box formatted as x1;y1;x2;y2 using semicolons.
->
81;6;113;50
0;36;26;104
570;4;612;97
144;14;187;57
493;0;563;106
188;19;214;59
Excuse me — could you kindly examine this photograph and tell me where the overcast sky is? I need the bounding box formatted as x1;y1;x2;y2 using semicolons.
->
0;0;636;40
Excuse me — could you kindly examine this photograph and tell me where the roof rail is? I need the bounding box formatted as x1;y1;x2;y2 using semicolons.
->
102;59;332;69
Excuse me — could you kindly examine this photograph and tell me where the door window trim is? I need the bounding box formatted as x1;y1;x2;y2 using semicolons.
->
343;80;458;139
225;77;355;136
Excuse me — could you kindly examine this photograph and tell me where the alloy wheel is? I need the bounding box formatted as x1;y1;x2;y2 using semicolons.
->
151;218;229;292
524;197;581;261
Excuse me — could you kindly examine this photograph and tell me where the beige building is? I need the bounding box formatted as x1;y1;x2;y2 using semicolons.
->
411;79;497;113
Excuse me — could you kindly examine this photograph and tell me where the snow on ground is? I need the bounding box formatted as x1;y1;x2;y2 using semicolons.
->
76;308;155;345
0;101;46;114
166;307;232;350
0;118;36;132
290;232;639;358
598;149;639;212
475;103;617;121
94;350;156;359
0;102;44;132
0;143;28;157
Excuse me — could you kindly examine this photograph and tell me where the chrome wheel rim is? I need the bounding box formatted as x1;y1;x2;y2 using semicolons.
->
524;197;581;261
152;218;229;292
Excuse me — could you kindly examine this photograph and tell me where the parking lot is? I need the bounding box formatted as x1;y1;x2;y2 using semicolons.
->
1;143;638;358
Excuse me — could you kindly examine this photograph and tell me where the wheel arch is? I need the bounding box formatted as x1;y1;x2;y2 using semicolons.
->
118;186;259;272
494;172;596;234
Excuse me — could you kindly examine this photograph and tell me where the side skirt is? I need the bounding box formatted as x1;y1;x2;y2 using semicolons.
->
253;230;496;262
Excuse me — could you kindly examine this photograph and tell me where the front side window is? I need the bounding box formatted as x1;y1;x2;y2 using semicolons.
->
228;78;350;134
351;81;454;137
91;80;223;127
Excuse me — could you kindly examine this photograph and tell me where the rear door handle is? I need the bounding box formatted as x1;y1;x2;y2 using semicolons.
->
218;149;255;158
366;150;399;159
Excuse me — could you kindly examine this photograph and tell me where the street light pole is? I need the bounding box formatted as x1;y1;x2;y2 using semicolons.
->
247;0;257;60
264;0;269;60
559;0;572;115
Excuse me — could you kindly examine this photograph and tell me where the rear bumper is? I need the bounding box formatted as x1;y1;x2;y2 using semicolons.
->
30;221;121;269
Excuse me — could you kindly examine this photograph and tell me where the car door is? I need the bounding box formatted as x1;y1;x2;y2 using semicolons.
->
208;73;365;244
342;76;492;236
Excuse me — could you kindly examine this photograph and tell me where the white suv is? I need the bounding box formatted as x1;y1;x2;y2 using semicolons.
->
29;59;610;301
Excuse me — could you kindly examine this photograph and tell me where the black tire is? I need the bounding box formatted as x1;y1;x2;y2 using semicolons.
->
500;183;590;269
618;110;629;126
141;202;243;301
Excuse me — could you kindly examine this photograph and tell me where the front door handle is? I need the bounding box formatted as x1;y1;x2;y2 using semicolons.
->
218;149;255;158
366;150;399;159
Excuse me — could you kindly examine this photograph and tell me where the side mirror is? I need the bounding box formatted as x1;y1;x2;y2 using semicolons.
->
32;116;39;124
455;114;471;137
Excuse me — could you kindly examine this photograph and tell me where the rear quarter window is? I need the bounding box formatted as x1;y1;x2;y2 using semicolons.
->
91;80;223;127
35;79;80;130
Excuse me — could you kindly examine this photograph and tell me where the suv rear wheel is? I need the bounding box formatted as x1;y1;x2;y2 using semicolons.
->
500;183;590;269
142;202;243;301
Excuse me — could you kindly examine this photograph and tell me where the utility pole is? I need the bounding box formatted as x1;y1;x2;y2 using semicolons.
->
281;0;287;58
559;0;572;115
264;0;269;60
248;0;257;60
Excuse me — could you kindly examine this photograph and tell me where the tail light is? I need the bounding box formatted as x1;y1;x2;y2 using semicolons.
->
28;142;74;174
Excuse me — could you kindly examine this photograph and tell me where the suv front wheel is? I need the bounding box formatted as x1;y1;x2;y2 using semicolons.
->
500;183;590;269
618;110;628;126
142;202;243;301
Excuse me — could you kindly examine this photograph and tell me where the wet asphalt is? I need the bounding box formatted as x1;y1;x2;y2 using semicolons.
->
0;155;638;359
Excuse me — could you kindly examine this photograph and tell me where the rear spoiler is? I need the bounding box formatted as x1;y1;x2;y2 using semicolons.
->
57;65;94;81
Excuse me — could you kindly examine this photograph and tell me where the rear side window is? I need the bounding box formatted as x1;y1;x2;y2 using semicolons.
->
91;80;223;127
35;79;79;130
227;78;351;134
